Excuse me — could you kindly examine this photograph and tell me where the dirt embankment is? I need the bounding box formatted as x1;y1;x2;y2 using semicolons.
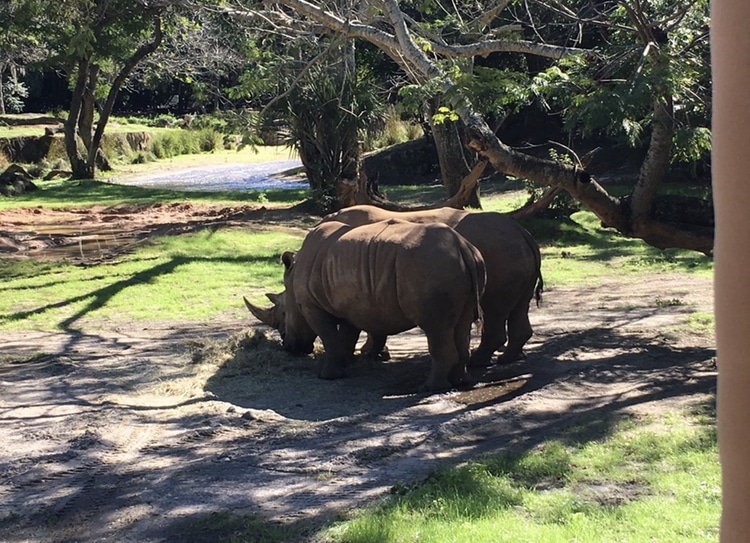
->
0;205;716;543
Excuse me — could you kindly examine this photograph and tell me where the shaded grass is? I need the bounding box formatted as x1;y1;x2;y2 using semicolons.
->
170;511;307;543
324;409;719;543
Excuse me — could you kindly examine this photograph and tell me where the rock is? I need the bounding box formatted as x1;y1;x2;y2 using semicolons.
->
0;164;38;196
362;137;439;185
44;124;65;136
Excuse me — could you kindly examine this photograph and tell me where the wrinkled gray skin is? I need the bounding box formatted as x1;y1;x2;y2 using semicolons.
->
321;205;543;366
247;218;486;391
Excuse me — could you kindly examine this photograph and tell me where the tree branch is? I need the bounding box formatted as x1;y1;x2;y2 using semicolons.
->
90;13;164;166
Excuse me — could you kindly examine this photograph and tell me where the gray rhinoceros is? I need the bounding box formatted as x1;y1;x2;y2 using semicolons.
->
319;205;543;366
246;218;486;391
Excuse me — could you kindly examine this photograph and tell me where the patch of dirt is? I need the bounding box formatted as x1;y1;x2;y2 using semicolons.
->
0;203;318;262
0;204;716;543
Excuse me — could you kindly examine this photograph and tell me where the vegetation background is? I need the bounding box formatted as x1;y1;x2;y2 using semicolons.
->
0;0;717;541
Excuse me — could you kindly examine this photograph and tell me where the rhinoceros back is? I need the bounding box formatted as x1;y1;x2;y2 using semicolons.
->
322;204;469;228
292;219;485;336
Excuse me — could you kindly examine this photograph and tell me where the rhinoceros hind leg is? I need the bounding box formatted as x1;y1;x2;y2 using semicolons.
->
360;333;391;361
422;307;475;392
469;308;509;367
501;303;533;363
421;331;459;392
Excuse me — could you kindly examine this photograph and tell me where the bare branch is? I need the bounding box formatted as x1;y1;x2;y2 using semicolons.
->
430;38;591;60
467;0;513;31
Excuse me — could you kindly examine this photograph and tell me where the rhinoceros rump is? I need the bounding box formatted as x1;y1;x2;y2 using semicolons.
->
248;218;486;391
321;205;543;365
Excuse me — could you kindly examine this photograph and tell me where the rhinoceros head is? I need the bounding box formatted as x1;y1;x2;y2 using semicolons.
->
243;251;316;355
243;292;285;330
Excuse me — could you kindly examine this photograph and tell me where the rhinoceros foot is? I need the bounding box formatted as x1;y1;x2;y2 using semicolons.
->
418;378;453;393
419;367;475;393
496;350;527;364
360;334;390;361
361;347;390;361
468;350;492;368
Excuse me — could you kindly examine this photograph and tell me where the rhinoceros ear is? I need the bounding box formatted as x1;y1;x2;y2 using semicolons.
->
243;296;275;326
281;251;296;270
266;292;283;305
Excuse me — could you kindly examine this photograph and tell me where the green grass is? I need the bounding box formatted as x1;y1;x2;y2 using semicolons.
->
0;177;712;333
520;210;713;287
0;177;308;210
0;229;305;332
324;408;719;543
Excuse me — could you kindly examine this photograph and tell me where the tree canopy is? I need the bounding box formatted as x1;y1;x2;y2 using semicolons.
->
4;0;713;253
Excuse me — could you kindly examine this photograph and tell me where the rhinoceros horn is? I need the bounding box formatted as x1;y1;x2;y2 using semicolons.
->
243;296;275;326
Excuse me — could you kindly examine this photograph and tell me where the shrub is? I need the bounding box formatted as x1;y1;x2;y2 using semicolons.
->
196;128;224;152
364;105;424;151
151;128;224;158
131;151;156;164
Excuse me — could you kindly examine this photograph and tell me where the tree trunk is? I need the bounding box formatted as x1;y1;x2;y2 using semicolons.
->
65;58;95;179
336;38;360;209
65;14;163;180
630;95;674;229
0;65;5;116
427;99;481;208
462;108;713;254
338;159;487;211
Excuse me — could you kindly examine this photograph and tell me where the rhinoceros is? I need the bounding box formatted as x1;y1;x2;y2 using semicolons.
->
319;205;543;366
246;218;486;391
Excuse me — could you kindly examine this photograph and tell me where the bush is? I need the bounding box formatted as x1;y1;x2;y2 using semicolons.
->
151;127;224;158
131;151;156;164
364;105;424;151
196;128;224;152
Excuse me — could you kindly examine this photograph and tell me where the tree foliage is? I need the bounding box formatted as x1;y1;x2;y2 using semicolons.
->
6;0;714;252
6;0;171;178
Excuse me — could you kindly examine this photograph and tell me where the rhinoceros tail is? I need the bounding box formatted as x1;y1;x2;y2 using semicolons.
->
459;240;486;324
520;225;543;308
534;273;544;308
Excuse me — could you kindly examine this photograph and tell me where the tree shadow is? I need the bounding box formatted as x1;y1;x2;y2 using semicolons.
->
0;320;717;543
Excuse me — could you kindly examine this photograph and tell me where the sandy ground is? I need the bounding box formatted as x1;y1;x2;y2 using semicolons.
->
0;204;716;543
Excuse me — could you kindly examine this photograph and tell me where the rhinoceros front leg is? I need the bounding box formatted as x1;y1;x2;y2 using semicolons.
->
315;315;360;380
360;333;391;361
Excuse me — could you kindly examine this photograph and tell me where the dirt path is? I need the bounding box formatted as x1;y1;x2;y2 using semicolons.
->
0;206;716;543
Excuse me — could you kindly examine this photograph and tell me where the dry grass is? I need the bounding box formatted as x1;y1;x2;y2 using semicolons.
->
188;328;293;377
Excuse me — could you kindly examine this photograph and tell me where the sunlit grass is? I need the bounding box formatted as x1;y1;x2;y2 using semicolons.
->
0;229;304;332
0;170;713;332
524;210;713;287
323;409;719;543
0;176;308;210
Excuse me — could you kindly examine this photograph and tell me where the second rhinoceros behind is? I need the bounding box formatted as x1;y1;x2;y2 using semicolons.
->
321;205;543;366
246;218;486;391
